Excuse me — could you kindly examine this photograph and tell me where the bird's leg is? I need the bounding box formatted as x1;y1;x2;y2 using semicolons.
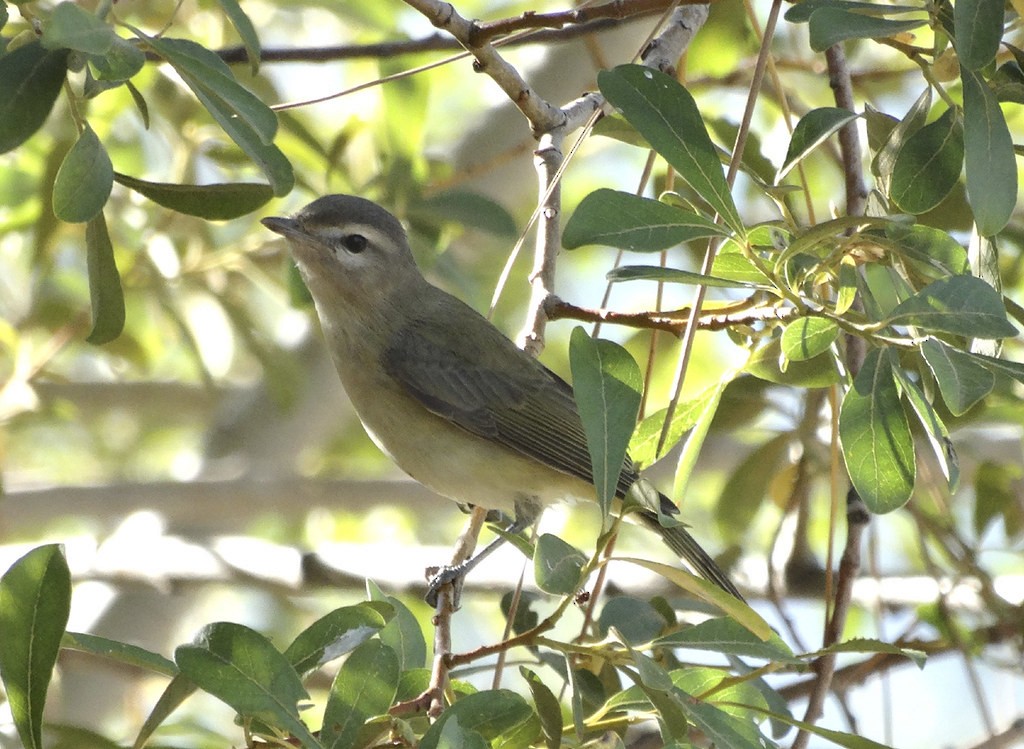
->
425;499;540;607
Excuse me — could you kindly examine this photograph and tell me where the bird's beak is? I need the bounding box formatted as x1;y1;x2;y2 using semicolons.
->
261;216;302;238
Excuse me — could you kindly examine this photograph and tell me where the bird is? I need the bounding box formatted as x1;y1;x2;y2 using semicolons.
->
262;194;742;603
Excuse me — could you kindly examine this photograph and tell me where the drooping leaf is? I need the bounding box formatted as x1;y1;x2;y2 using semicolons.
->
807;7;926;51
962;67;1017;236
320;640;399;749
84;213;125;344
598;65;744;237
563;188;727;251
886;275;1017;338
920;337;995;415
893;368;959;491
520;667;563;749
113;173;274;220
214;0;261;74
839;348;915;513
569;327;642;516
953;0;1004;71
656;616;797;662
62;632;176;676
890;107;964;214
174;622;317;748
52;126;113;223
132;674;196;749
0;42;69;153
778;107;858;180
0;545;72;749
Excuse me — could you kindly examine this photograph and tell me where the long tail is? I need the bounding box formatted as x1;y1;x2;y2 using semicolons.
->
636;508;744;602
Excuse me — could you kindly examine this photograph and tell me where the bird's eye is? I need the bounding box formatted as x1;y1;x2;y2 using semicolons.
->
341;234;367;254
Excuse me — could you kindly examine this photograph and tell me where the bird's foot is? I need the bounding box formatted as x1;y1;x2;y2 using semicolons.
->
424;562;469;608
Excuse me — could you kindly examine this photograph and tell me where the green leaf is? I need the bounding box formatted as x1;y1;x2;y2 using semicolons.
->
420;690;539;749
873;87;931;195
971;350;1024;383
320;640;399;749
962;67;1017;236
781;317;840;361
41;2;118;55
839;348;916;513
714;433;793;542
886;275;1017;338
174;622;318;748
284;601;392;676
807;7;926;51
367;581;426;671
656;616;797;662
815;637;926;668
629;383;723;468
746;337;840;388
85;213;125;344
893;368;959;491
136;33;293;196
563;188;727;251
62;631;176;677
673;378;729;499
598;65;744;237
884;223;969;279
597;596;667;645
954;0;1004;71
606;264;761;289
786;0;920;23
412;190;518;237
113;173;274;220
741;706;901;749
0;42;68;153
890;107;964;214
920;338;995;415
214;0;261;74
90;36;145;82
132;674;197;749
0;545;72;749
778;107;858;180
52;126;113;223
520;667;562;749
569;327;643;515
534;533;587;595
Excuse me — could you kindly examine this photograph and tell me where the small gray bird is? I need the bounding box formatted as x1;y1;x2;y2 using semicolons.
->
262;195;741;601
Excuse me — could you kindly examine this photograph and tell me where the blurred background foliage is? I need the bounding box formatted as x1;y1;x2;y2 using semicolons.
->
1;0;1023;747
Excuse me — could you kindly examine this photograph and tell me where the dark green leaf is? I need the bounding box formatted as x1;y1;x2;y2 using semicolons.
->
839;348;915;513
41;2;117;55
781;317;840;361
954;0;1004;71
597;597;667;645
420;690;539;749
0;545;71;749
746;337;840;388
284;601;392;676
113;173;273;220
563;188;727;251
368;580;426;671
214;0;261;74
890;107;964;214
62;631;176;676
786;0;920;23
962;67;1017;236
174;622;317;748
569;327;642;515
598;65;744;237
886;275;1016;338
85;213;125;344
534;533;587;596
321;640;399;749
920;338;994;415
893;368;959;491
656;616;797;662
0;42;68;153
778;107;858;180
873;87;931;194
137;33;293;196
52;126;113;223
125;79;150;128
606;264;761;288
520;667;562;749
807;8;926;51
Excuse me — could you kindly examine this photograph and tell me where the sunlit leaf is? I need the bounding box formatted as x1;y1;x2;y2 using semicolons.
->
781;317;840;361
893;368;959;491
921;337;995;415
320;640;399;749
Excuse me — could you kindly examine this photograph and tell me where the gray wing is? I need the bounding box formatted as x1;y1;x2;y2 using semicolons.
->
380;301;642;499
